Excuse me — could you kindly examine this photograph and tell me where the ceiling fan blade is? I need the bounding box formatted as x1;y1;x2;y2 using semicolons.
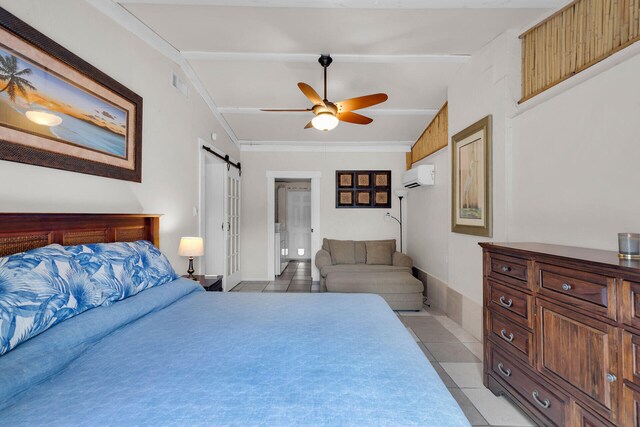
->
261;109;312;112
337;111;373;125
335;93;388;112
304;121;314;129
298;82;325;106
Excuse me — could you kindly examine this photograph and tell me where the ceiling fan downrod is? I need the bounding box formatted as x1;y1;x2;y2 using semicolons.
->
318;54;332;101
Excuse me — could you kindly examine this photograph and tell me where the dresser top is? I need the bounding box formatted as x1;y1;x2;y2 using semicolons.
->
479;242;640;275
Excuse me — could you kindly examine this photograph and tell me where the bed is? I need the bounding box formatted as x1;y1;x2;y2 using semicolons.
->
0;214;469;426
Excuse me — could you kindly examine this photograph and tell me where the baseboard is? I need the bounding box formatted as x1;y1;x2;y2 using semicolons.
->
412;266;482;341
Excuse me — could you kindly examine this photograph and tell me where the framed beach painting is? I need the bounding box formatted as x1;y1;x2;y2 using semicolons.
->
0;8;142;182
451;115;492;237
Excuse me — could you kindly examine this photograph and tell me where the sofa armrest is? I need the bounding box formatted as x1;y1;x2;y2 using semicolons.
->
315;249;332;270
392;252;413;268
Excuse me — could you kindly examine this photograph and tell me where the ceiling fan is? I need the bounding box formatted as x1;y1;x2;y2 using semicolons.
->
262;54;388;131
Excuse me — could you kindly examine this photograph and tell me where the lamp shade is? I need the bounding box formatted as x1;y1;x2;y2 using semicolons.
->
394;189;408;198
178;237;204;257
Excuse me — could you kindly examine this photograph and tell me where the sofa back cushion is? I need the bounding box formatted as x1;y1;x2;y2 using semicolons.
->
328;240;356;265
355;241;367;264
365;240;395;265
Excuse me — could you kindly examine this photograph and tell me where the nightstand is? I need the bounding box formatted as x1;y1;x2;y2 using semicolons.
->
182;275;223;292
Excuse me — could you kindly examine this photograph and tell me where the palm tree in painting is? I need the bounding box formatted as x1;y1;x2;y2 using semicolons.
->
0;54;36;102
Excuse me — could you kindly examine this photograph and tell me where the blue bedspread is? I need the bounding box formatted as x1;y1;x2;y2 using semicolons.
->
0;278;469;426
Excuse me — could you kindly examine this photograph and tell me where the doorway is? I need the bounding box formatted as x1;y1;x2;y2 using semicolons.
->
274;179;312;278
267;171;320;281
198;139;242;291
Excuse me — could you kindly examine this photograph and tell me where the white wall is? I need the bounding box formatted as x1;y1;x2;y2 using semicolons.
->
406;148;450;283
241;151;406;280
509;52;640;250
406;27;640;339
447;31;519;309
0;0;238;270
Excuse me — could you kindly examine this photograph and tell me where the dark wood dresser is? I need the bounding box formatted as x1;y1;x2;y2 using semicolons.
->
480;242;640;427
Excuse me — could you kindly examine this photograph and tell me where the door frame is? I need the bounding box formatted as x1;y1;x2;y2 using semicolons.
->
266;171;321;281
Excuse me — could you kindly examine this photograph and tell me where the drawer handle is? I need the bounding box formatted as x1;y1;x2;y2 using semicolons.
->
501;266;511;273
606;373;617;383
561;283;572;291
498;296;513;308
532;390;551;409
497;362;512;377
500;329;514;342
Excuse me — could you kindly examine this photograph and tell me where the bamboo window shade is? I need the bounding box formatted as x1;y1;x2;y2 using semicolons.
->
407;103;448;170
521;0;640;102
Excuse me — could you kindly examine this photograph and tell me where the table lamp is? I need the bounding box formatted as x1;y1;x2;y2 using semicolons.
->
178;237;204;280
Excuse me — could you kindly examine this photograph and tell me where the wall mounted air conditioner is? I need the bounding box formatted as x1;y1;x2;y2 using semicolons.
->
402;164;435;188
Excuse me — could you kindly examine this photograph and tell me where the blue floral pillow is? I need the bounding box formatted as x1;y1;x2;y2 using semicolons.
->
66;241;178;304
0;244;106;356
128;240;179;288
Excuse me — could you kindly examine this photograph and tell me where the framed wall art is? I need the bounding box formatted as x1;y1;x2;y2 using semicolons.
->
335;170;391;209
0;8;143;182
451;115;492;237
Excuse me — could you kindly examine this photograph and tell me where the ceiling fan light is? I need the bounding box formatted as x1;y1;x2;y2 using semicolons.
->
311;112;339;131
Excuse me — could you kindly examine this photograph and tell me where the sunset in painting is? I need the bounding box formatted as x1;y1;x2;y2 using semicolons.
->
0;45;127;158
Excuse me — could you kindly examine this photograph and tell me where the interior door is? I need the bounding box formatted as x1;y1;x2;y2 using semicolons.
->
224;167;241;290
287;190;311;259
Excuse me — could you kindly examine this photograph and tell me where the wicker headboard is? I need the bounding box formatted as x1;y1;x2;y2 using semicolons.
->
0;213;160;257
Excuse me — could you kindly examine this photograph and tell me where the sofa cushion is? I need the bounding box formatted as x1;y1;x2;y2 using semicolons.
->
355;241;367;264
328;240;355;265
365;241;394;265
326;271;423;294
320;264;410;278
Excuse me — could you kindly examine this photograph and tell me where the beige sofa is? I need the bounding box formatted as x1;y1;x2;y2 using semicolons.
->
315;238;424;310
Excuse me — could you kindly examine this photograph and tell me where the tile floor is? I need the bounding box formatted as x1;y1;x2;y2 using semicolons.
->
231;260;318;293
231;260;536;426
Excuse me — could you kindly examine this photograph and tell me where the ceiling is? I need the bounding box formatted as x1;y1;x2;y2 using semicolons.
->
111;0;565;150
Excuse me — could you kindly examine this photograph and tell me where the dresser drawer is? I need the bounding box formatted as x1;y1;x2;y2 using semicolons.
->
623;331;640;387
623;383;640;427
622;281;640;331
488;310;534;365
537;263;616;320
489;344;568;426
489;253;530;289
487;280;533;329
575;404;616;427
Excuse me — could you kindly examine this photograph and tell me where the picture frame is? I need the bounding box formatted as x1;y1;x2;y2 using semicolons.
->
335;170;391;209
355;172;370;188
356;190;371;206
451;115;492;237
0;8;143;182
373;171;390;188
337;190;354;207
337;172;353;188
